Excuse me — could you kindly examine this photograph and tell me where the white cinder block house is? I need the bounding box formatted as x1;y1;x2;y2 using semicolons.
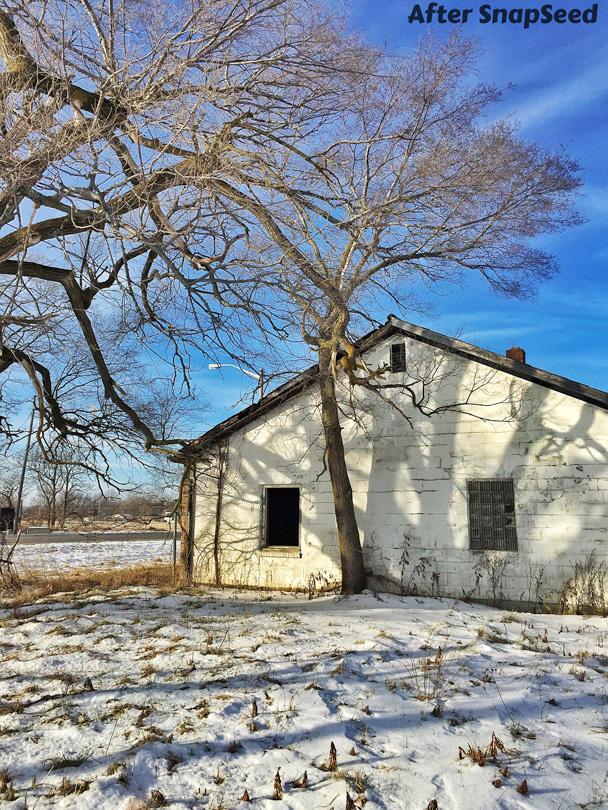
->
183;317;608;609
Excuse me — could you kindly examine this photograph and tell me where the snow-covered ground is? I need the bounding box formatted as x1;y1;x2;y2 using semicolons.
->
1;588;607;810
12;539;173;573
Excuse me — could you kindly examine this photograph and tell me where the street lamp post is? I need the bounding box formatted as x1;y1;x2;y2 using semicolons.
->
13;399;36;535
208;363;265;402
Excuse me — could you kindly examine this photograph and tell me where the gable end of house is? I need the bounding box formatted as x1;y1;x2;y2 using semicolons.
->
185;316;608;456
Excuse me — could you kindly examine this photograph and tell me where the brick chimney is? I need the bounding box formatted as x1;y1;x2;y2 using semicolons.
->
506;346;526;363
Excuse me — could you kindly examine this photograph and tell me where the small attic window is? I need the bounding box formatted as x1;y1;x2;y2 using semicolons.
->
390;343;406;372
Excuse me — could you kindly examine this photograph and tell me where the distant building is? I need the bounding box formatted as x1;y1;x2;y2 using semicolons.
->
0;507;15;532
182;317;608;609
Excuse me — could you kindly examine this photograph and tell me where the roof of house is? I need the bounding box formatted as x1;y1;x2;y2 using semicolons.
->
184;315;608;456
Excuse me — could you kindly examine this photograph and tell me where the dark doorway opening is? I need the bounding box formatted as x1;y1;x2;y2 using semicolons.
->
265;487;300;547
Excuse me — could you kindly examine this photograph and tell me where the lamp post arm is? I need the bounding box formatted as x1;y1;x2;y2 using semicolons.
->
208;363;260;381
209;363;266;403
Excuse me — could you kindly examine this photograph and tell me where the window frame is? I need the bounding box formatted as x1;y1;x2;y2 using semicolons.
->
467;479;517;552
390;342;407;372
261;485;301;549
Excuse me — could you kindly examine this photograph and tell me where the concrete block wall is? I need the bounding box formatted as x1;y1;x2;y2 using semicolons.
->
192;335;608;606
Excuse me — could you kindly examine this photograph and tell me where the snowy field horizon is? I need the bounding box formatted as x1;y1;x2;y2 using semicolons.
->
12;538;173;576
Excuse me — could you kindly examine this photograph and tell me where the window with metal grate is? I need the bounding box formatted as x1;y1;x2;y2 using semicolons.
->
467;479;517;551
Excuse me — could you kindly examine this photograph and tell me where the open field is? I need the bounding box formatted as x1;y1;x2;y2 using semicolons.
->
12;539;173;574
0;587;607;810
3;540;175;605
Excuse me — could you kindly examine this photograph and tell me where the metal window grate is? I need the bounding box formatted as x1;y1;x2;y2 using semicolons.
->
391;343;406;372
467;479;517;551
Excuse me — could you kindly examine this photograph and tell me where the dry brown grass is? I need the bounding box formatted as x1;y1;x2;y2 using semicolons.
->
1;562;177;606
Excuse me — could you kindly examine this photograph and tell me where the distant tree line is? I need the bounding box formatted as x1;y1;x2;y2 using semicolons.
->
1;455;172;530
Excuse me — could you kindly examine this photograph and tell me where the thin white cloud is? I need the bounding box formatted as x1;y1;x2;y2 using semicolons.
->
460;326;544;344
578;186;608;220
541;289;608;316
511;60;608;129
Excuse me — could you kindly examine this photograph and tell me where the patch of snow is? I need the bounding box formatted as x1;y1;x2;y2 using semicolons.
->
12;540;173;573
0;588;607;809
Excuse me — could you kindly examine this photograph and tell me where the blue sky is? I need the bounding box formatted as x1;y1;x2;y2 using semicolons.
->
204;1;608;423
355;2;608;378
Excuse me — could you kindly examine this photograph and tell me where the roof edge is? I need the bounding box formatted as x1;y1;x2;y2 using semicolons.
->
183;317;608;456
389;317;608;412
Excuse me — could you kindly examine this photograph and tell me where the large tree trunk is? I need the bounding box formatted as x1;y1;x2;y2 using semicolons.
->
318;347;367;594
180;477;194;582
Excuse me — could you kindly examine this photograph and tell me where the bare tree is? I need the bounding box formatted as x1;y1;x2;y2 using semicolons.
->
201;34;582;592
0;5;581;592
0;0;369;461
29;443;87;530
0;460;20;508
